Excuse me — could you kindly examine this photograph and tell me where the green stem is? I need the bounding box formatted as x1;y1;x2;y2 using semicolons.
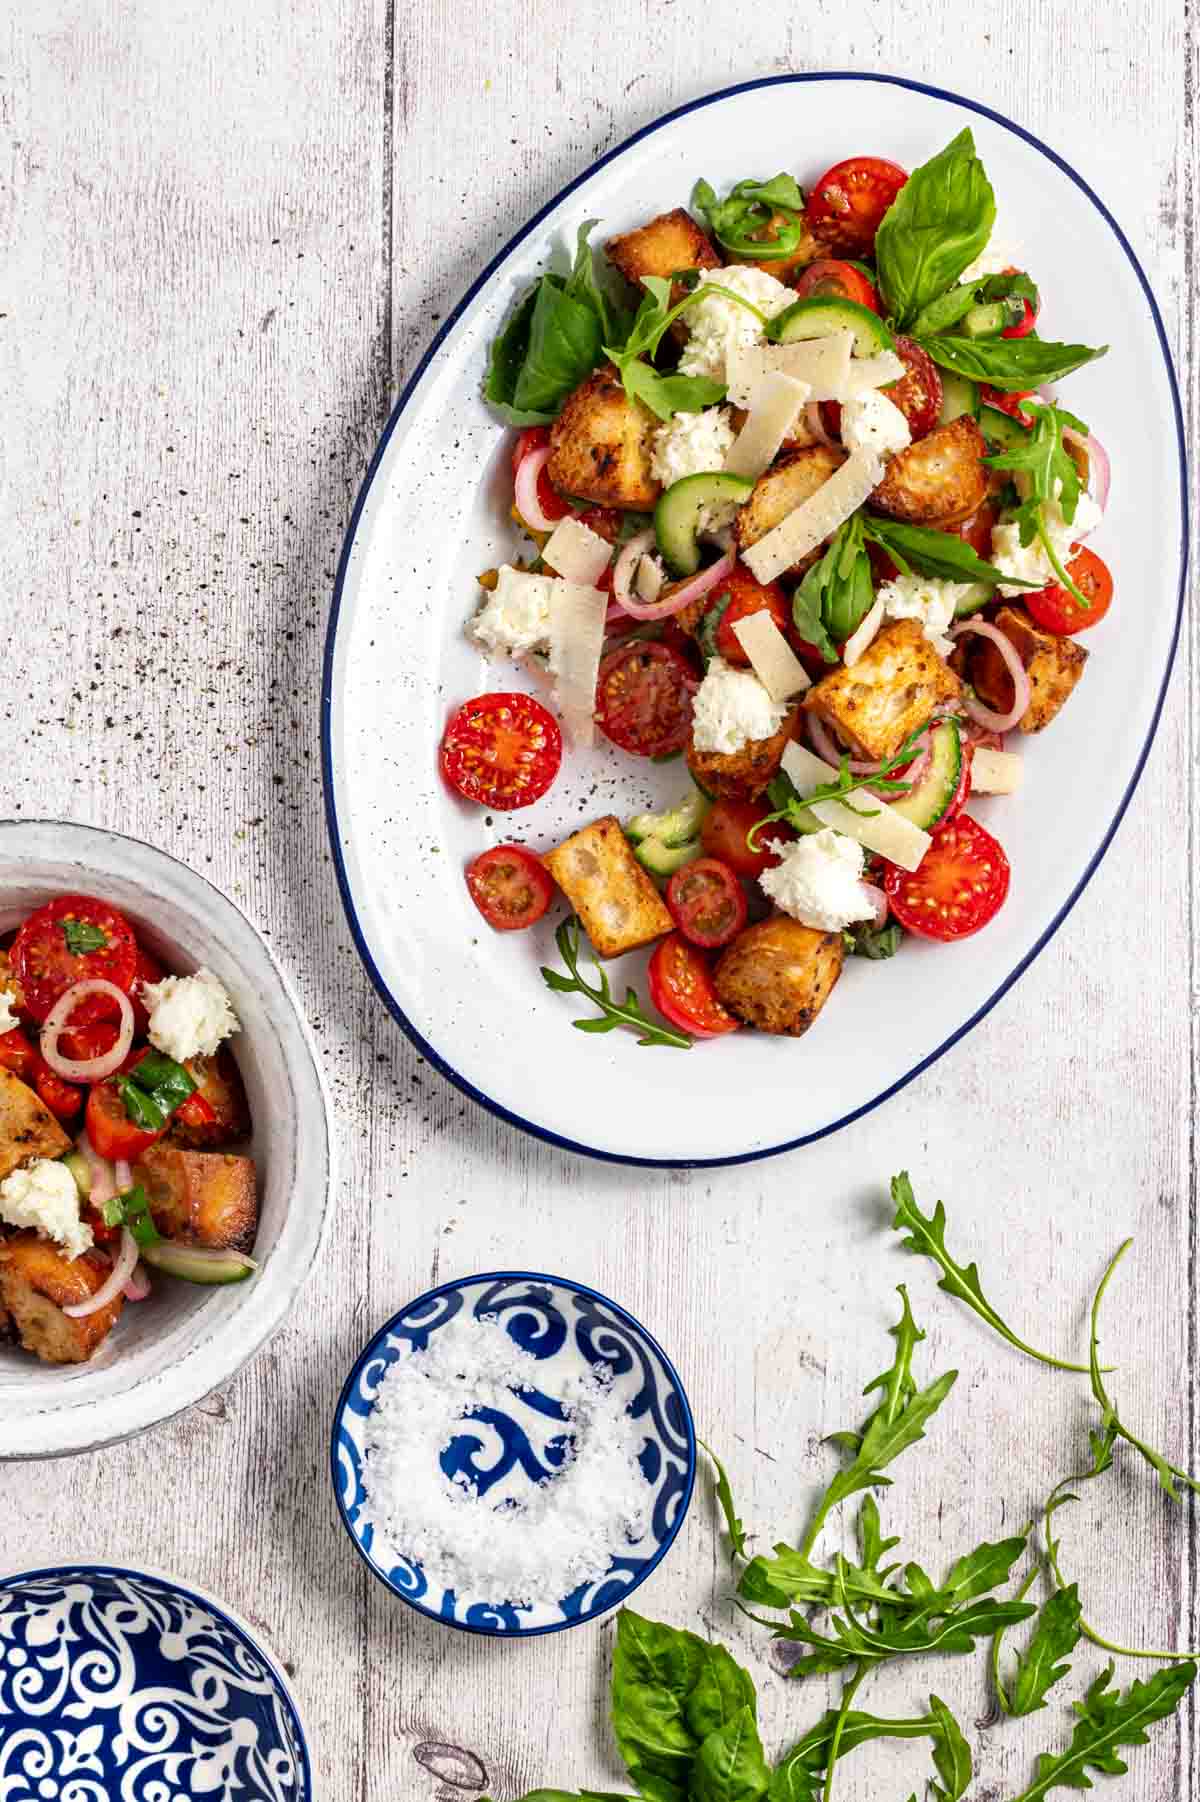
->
1044;1486;1197;1663
823;1663;869;1802
1091;1242;1200;1500
1036;513;1091;609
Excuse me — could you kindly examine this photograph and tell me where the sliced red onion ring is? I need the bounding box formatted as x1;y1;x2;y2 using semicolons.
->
513;445;559;534
612;545;736;623
77;1131;117;1209
63;1226;138;1318
950;620;1032;732
859;883;889;930
41;980;134;1082
804;399;837;448
612;529;658;608
123;1261;152;1303
115;1158;133;1192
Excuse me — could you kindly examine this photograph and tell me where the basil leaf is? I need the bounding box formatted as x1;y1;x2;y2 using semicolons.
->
563;218;620;344
685;1644;757;1742
908;283;980;339
484;288;552;426
107;1183;162;1249
790;562;838;664
690;1706;769;1802
61;920;109;955
845;921;903;961
861;517;1037;589
976;268;1040;310
115;1076;166;1134
100;1196;124;1227
875;129;995;328
131;1050;197;1109
792;517;873;659
620;359;726;422
513;278;603;417
919;332;1107;391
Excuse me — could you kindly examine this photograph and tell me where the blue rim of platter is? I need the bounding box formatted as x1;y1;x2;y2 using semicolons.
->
0;1561;313;1798
321;69;1189;1170
329;1270;698;1636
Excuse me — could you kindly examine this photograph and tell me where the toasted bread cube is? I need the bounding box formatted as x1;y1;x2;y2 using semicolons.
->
734;445;845;576
606;208;722;313
166;1048;252;1149
0;950;26;1013
547;367;661;511
542;816;672;958
969;604;1088;733
714;917;844;1036
871;416;988;526
133;1145;258;1252
0;1067;71;1182
0;1233;123;1363
803;618;961;761
687;706;800;801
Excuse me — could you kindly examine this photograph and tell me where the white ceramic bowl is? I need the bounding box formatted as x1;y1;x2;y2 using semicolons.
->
0;820;332;1458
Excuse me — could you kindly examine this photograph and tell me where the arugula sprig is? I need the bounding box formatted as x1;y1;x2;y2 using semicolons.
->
745;723;931;854
601;273;769;420
540;915;691;1049
1008;1661;1196;1801
984;398;1095;607
861;516;1039;595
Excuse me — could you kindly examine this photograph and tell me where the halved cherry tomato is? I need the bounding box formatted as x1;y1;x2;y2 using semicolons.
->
980;385;1036;426
11;895;139;1024
823;337;942;444
595;643;698;758
792;258;880;313
647;934;740;1038
700;798;793;881
440;693;563;811
1024;548;1113;635
511;426;570;524
666;858;748;949
805;156;908;254
175;1090;218;1131
465;845;555;931
952;500;1001;562
33;1062;82;1121
883;814;1010;941
713;567;794;667
85;1080;164;1163
0;1028;35;1080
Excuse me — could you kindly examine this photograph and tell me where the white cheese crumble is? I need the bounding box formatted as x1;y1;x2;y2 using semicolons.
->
0;989;18;1034
0;1158;92;1261
691;656;789;756
759;828;879;932
677;266;794;384
990;491;1103;597
472;566;555;658
840;388;912;460
142;968;239;1063
650;406;736;489
360;1314;648;1608
876;572;981;655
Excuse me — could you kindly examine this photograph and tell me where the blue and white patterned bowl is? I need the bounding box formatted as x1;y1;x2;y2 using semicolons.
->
0;1565;311;1800
331;1271;696;1635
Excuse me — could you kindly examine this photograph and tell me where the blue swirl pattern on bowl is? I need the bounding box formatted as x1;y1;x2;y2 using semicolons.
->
0;1566;310;1800
331;1272;696;1635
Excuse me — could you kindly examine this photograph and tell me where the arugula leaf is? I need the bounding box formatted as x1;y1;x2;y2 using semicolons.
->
621;357;727;422
983;399;1096;607
745;725;932;857
61;919;109;954
766;1755;819;1802
843;922;903;961
875;129;995;328
890;1172;1094;1373
738;1544;899;1612
777;1595;1036;1678
542;917;692;1049
1009;1661;1196;1800
1089;1241;1200;1502
920;332;1107;391
702;1441;749;1563
602;273;767;420
928;1695;972;1801
782;1708;949;1773
1006;1586;1084;1717
861;517;1039;592
691;1706;769;1802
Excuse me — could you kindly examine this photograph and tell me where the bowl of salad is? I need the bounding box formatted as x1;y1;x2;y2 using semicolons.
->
0;819;331;1458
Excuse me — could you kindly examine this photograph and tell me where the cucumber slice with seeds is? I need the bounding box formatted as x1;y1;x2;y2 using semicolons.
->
769;296;894;357
889;719;964;830
654;472;754;577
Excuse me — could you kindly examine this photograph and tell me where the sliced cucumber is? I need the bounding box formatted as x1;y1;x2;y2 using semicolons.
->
654;472;754;578
141;1240;257;1285
978;403;1031;451
889;719;964;830
962;298;1025;340
635;836;702;877
769;296;894;357
626;787;710;848
61;1151;91;1200
938;371;979;426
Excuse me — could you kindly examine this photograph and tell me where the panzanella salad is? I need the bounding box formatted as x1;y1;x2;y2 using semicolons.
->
0;893;256;1364
443;132;1112;1047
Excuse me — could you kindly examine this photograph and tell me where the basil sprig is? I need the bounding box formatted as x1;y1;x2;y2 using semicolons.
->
61;920;109;955
920;332;1107;391
485;222;623;426
691;171;807;260
791;514;874;662
861;517;1038;596
874;129;996;329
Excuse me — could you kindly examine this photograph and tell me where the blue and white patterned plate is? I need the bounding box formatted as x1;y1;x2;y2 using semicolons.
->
0;1565;311;1800
331;1271;695;1635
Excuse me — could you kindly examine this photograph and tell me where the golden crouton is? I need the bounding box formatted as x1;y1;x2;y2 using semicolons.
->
0;1233;123;1364
606;209;722;318
687;707;800;801
166;1048;251;1149
803;618;962;761
0;951;25;1013
871;416;988;527
0;1067;71;1182
969;604;1089;733
734;445;846;575
542;816;672;959
547;366;661;511
714;917;844;1036
133;1145;258;1252
727;215;828;281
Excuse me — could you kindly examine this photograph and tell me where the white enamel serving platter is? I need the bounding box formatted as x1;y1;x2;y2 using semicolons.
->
323;73;1186;1168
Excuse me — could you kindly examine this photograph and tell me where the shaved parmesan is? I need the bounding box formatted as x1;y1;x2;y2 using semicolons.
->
841;597;885;668
838;350;905;397
635;555;664;603
741;450;883;585
723;373;810;481
547;581;607;748
730;612;811;700
970;746;1023;794
781;741;931;873
726;333;854;407
542;516;613;587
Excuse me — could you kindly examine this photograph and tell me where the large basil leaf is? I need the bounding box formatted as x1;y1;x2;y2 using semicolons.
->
875;129;995;328
484;224;609;424
690;1708;769;1802
919;332;1107;391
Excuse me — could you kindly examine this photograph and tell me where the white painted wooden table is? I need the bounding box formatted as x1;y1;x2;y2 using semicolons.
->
2;5;1195;1798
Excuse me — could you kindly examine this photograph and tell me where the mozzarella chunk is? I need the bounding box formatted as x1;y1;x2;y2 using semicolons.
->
990;491;1104;597
876;572;981;655
541;517;613;587
840;389;912;460
691;656;789;755
143;968;240;1063
741;450;883;585
0;989;18;1034
759;828;878;932
650;406;736;488
677;267;794;384
0;1158;92;1261
472;567;556;657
